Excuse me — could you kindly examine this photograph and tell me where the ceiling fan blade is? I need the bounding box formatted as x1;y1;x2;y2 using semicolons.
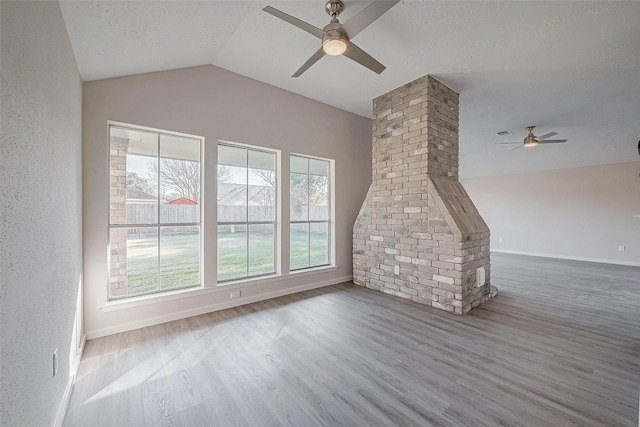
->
342;0;400;38
537;132;557;141
494;142;523;144
343;41;385;74
263;6;326;39
510;145;524;151
292;48;326;77
538;139;567;144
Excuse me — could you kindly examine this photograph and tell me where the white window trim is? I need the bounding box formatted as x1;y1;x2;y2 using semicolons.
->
216;140;281;283
102;127;339;311
99;265;340;312
289;153;336;270
107;121;205;300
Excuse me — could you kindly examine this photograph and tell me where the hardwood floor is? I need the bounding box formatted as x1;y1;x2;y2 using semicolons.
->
64;253;640;426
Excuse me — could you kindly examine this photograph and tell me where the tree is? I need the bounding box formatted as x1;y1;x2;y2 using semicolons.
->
147;160;233;203
260;170;328;220
217;165;231;183
289;173;328;208
308;175;328;206
126;172;154;195
251;169;276;222
148;159;200;202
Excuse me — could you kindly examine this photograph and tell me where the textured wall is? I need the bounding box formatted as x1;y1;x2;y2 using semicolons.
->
353;75;496;315
0;1;83;425
463;161;640;266
83;65;372;338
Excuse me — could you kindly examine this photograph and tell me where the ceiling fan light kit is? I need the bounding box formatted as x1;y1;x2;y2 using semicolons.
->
523;134;538;148
323;36;348;56
322;26;348;56
263;0;399;77
495;125;567;151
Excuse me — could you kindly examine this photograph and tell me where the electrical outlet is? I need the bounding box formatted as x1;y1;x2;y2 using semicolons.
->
394;265;400;275
230;290;242;299
618;246;625;252
476;267;486;287
53;349;58;376
498;237;503;243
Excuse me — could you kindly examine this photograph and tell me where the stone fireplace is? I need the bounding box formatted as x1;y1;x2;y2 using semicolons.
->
353;75;497;315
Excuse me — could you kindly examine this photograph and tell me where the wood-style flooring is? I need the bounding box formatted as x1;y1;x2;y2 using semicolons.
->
64;253;640;426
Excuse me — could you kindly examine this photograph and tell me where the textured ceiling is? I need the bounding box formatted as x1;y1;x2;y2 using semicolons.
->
59;1;640;178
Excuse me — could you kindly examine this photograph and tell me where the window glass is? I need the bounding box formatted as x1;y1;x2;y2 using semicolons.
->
248;150;276;222
310;222;329;266
217;143;277;281
249;224;275;276
160;226;200;289
108;125;201;299
290;172;309;222
159;134;201;223
290;155;331;270
290;223;310;270
217;224;248;281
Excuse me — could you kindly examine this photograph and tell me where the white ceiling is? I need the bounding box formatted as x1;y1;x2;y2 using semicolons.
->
59;1;640;178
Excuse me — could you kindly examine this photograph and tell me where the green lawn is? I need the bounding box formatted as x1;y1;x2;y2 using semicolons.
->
217;230;275;281
290;229;329;270
127;232;200;294
125;230;328;294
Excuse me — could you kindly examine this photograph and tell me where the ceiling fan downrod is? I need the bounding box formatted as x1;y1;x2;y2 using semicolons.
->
524;126;538;147
325;0;344;18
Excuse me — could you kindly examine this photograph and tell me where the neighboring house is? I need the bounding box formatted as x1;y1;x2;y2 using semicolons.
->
168;197;197;205
126;187;158;204
217;182;272;206
217;182;275;224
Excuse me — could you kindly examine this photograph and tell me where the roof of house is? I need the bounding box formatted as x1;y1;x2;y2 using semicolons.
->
218;183;272;206
168;197;197;205
126;187;156;200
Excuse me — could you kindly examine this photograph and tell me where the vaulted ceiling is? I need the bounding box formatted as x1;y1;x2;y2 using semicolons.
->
59;1;640;178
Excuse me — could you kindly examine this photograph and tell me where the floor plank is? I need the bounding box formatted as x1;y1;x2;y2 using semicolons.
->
64;253;640;426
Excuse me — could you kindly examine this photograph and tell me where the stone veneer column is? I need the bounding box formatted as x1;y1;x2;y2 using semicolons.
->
109;137;129;297
353;75;497;315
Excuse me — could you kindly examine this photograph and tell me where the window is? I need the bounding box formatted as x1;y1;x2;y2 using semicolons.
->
290;155;331;270
217;143;277;281
108;124;202;299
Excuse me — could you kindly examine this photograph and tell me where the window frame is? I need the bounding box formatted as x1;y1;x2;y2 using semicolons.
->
107;122;204;300
216;141;279;283
289;153;333;271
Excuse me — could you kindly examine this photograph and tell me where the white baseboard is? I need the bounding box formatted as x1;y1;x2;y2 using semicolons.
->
87;276;352;340
53;377;73;427
73;334;87;376
53;334;86;427
491;249;640;267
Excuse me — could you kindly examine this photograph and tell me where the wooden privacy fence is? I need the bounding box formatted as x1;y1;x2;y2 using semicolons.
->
127;203;329;235
127;204;200;235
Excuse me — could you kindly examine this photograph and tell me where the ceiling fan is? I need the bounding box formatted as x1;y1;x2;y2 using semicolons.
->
495;126;567;151
263;0;399;77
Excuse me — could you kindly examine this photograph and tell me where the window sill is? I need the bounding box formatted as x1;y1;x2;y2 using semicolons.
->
99;265;339;313
218;265;338;290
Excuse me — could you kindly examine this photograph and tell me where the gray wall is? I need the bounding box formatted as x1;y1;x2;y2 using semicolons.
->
462;161;640;265
83;65;372;337
0;1;83;426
